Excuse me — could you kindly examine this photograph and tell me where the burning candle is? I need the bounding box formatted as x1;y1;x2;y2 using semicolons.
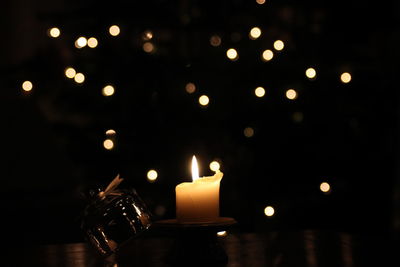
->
175;156;223;223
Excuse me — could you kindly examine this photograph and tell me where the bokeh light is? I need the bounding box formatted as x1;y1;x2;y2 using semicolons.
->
306;67;317;79
226;48;238;61
217;231;227;237
249;27;262;40
48;27;60;38
75;37;87;48
74;73;85;83
262;49;274;61
264;206;275;217
199;95;210;106
273;40;284;51
143;42;155;53
143;30;153;41
255;87;265;97
185;82;196;94
103;139;114;150
147;169;158;182
65;67;76;79
109;25;120;36
22;81;33;92
210;35;222;47
209;161;220;172
256;0;266;4
102;85;115;96
105;129;116;136
87;37;98;48
285;89;297;100
244;127;254;138
320;182;331;193
340;72;352;83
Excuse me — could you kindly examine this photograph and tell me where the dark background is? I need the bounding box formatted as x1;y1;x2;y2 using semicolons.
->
0;0;399;246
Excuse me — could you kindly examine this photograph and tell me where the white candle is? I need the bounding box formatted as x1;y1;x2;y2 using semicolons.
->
175;156;223;223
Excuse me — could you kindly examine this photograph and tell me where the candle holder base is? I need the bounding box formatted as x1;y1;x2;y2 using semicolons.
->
153;217;237;266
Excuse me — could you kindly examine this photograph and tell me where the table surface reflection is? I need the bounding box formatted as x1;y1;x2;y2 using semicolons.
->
5;230;395;267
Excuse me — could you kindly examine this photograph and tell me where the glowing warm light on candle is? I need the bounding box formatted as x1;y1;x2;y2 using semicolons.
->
109;25;120;36
256;0;266;4
143;30;153;40
185;82;196;94
74;73;85;83
286;89;297;100
199;95;209;106
176;156;224;223
143;42;155;53
191;156;200;181
226;48;238;61
65;67;76;79
340;72;352;83
244;127;254;138
306;67;316;79
320;182;331;193
255;87;265;97
22;81;33;92
210;35;222;47
262;49;274;61
48;27;60;38
87;37;98;48
103;139;114;150
147;169;158;182
264;206;275;216
106;129;116;136
217;231;227;237
249;27;262;40
209;161;220;172
75;37;87;48
102;85;115;96
273;40;284;51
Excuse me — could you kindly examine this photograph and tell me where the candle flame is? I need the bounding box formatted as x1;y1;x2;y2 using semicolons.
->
191;155;199;181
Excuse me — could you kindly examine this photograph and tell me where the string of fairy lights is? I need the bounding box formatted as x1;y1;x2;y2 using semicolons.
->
18;0;353;222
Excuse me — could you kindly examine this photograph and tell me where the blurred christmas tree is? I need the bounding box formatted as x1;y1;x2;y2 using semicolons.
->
0;0;397;244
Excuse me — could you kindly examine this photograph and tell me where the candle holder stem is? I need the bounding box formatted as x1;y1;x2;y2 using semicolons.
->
153;217;237;266
166;228;227;266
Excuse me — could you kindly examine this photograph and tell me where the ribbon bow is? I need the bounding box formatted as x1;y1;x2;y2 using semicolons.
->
98;174;124;199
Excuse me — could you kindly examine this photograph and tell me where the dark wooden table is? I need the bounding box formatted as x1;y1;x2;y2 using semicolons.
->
4;229;396;267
